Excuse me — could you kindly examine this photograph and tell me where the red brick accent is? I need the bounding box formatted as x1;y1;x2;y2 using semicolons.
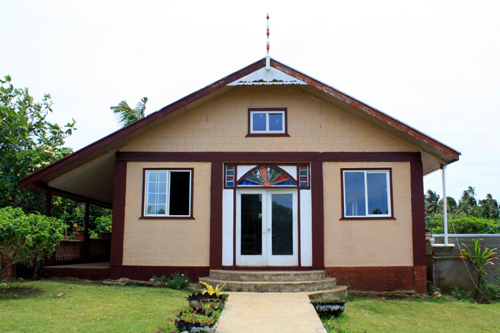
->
326;266;423;292
42;267;110;281
121;266;210;282
413;265;427;294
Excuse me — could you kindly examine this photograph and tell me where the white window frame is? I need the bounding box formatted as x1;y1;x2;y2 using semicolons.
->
250;110;285;134
144;169;192;217
342;169;392;218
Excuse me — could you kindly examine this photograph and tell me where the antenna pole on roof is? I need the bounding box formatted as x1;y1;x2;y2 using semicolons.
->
266;13;270;70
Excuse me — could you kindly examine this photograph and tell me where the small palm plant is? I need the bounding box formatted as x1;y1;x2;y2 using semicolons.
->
199;281;227;297
110;97;148;127
459;239;499;300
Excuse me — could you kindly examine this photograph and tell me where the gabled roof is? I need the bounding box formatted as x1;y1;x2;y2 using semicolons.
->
19;57;460;205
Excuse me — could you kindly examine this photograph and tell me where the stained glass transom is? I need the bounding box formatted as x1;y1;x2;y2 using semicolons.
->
238;166;295;187
225;165;235;187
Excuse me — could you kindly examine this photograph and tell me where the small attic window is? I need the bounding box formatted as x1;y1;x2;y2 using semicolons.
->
246;108;289;137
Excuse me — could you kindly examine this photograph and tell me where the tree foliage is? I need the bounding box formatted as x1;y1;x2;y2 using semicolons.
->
425;186;500;234
0;75;76;214
110;97;148;127
0;206;65;279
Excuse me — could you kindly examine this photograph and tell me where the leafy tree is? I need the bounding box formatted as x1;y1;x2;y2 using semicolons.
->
458;186;478;215
425;190;440;216
0;206;65;279
110;97;148;127
478;194;499;219
425;215;500;234
0;75;76;214
438;196;458;216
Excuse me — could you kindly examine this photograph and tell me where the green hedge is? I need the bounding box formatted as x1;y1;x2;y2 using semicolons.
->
426;214;500;234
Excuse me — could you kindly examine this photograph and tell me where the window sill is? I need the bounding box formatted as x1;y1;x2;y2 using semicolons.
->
340;216;396;220
139;216;195;220
246;133;290;137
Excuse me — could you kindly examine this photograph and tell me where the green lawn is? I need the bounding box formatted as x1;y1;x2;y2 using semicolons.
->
322;295;500;333
0;279;190;332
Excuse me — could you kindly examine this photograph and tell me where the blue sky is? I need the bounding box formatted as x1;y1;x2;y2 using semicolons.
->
2;0;499;202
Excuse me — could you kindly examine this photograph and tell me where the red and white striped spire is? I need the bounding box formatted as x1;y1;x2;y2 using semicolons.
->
266;13;270;70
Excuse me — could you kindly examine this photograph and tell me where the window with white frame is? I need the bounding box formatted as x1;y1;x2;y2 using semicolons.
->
249;109;285;134
342;169;391;218
144;169;192;217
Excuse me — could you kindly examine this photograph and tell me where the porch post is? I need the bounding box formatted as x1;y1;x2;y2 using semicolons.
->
45;188;52;217
82;200;90;263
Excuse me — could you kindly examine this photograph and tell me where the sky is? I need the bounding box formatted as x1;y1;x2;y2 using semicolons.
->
2;1;500;202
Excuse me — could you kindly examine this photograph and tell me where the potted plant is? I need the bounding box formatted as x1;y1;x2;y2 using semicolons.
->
174;308;218;333
310;300;345;317
187;281;227;310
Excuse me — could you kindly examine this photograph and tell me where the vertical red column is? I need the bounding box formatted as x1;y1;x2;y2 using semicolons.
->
210;162;223;270
311;161;325;270
411;156;427;293
110;161;127;279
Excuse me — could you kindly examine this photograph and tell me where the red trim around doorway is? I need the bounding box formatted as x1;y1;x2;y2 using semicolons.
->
311;161;325;270
210;162;224;270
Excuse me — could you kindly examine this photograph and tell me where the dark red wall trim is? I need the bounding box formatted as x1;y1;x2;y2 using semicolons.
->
210;162;223;269
340;168;395;219
246;108;289;137
116;151;422;163
326;266;425;292
410;159;425;267
140;168;195;219
121;266;210;282
110;161;127;279
311;161;324;270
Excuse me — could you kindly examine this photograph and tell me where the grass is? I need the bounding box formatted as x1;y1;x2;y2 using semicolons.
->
320;294;500;333
0;278;191;332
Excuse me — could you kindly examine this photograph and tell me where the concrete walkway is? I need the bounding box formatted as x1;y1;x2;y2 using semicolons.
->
217;292;327;333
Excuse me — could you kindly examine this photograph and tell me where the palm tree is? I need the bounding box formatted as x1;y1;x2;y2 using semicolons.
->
458;186;477;215
425;190;440;216
110;97;148;127
478;194;499;219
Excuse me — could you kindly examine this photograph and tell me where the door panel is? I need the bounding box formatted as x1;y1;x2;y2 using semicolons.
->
240;194;263;255
236;190;297;266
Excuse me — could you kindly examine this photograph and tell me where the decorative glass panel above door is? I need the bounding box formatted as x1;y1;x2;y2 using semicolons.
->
239;166;295;187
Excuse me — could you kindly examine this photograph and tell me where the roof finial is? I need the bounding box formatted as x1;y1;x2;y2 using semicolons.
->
266;13;270;70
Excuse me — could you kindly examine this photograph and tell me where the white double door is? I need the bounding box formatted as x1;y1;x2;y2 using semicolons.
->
236;189;298;266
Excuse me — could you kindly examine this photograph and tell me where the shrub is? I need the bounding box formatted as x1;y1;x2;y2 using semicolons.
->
426;215;500;234
0;207;65;279
150;272;191;290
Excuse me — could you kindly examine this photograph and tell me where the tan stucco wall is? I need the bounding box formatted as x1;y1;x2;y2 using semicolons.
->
323;162;413;267
121;86;419;153
122;162;211;266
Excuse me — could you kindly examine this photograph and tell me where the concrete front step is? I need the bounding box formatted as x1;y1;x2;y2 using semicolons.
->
308;285;349;300
209;269;326;282
199;277;339;293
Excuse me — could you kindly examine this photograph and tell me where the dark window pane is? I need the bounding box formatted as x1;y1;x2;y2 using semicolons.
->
367;173;389;215
252;113;267;131
241;194;262;255
272;194;293;255
269;113;283;131
344;172;366;216
169;172;191;216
